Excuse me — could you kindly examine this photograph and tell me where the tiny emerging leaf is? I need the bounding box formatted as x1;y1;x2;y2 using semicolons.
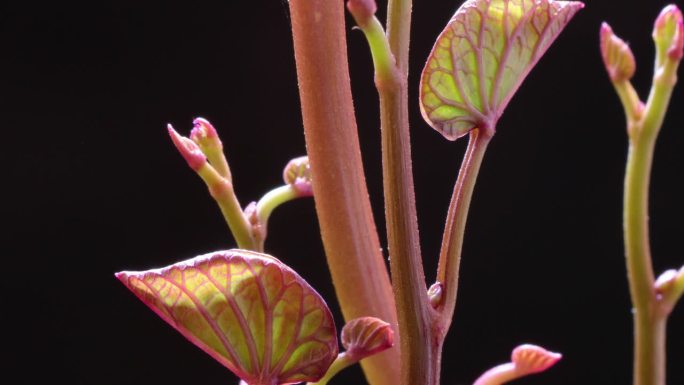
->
283;156;313;196
420;0;583;140
116;249;338;385
511;344;561;375
473;344;561;385
341;317;394;361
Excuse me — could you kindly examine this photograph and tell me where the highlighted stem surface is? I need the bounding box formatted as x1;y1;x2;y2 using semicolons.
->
288;2;400;385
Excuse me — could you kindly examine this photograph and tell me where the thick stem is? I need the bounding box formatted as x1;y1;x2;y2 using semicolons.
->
380;60;435;385
435;128;492;332
354;1;431;384
288;2;400;385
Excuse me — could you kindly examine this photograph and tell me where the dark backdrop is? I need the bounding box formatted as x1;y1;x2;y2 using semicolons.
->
2;0;683;384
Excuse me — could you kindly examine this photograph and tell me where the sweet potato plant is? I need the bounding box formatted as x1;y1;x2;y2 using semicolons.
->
117;1;683;384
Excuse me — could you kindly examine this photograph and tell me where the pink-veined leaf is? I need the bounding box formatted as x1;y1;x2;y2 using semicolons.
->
340;317;394;361
116;249;338;385
420;0;583;140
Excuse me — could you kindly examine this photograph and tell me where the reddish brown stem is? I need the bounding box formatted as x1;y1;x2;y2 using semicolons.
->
288;2;400;385
379;57;436;385
435;128;492;332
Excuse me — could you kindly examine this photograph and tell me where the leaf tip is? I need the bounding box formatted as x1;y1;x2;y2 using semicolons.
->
114;271;126;283
168;123;206;171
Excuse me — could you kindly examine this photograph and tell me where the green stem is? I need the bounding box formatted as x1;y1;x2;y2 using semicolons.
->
307;353;354;385
622;40;679;385
386;0;412;75
255;185;298;227
624;134;662;385
196;164;255;250
288;2;400;385
435;128;492;333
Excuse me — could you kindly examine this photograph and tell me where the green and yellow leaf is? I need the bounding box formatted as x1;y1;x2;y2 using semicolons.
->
116;249;337;385
420;0;583;139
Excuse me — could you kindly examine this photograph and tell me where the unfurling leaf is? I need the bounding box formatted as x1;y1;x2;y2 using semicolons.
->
116;249;338;385
473;344;561;385
510;344;561;375
341;317;394;360
283;156;313;196
420;0;583;140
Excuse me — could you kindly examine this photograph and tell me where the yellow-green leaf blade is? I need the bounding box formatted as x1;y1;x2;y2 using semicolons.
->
116;249;338;385
420;0;583;140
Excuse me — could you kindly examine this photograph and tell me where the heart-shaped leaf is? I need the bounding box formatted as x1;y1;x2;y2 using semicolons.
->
116;249;338;385
420;0;583;140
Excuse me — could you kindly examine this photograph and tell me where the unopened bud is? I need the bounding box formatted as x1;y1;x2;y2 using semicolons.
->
341;317;394;361
600;23;636;82
190;117;220;144
168;124;206;171
654;5;684;61
428;281;444;309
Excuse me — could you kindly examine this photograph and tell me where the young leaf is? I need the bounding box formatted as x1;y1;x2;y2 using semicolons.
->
341;317;394;361
116;249;338;385
473;344;562;385
420;0;583;139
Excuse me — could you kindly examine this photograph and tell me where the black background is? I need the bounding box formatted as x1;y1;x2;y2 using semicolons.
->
2;0;684;384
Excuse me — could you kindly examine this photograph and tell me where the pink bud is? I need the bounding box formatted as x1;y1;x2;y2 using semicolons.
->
346;0;377;28
428;281;443;309
341;317;394;361
190;117;219;141
511;344;562;375
600;22;636;82
168;124;206;171
654;5;684;60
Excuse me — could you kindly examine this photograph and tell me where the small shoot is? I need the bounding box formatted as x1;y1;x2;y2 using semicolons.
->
190;117;232;181
247;156;314;250
473;344;562;385
308;317;394;385
168;121;256;250
116;249;338;385
602;5;683;385
655;266;684;314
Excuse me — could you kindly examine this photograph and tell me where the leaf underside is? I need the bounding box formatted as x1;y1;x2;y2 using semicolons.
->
117;249;338;385
420;0;583;140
